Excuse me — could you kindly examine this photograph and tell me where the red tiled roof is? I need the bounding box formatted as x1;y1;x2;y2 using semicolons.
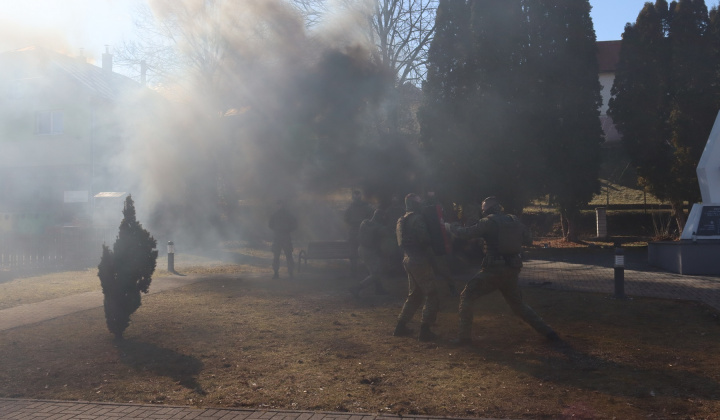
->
597;40;622;73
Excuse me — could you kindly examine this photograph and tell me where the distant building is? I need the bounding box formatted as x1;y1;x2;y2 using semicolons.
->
0;46;159;234
597;40;622;143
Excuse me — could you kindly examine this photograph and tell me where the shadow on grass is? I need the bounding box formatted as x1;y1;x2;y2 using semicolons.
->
116;339;206;395
467;340;720;400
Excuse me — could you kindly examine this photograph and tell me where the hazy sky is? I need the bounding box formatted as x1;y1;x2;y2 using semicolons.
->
3;0;714;56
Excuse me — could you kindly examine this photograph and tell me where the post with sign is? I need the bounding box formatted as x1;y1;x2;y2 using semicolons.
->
167;241;175;273
614;245;625;299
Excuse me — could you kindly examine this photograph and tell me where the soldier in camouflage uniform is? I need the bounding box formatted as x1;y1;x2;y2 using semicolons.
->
350;209;390;297
344;190;374;276
385;195;405;229
445;196;559;345
269;200;297;279
394;193;440;342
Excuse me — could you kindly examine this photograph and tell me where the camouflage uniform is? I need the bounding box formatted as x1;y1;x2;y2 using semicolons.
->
351;210;391;296
269;202;297;279
385;195;406;229
344;191;374;276
394;194;440;341
448;208;557;342
423;193;456;295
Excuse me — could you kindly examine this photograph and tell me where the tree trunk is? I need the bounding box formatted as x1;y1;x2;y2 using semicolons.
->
561;208;580;242
670;200;687;237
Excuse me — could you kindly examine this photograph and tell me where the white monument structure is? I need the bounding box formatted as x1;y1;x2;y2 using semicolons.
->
680;110;720;240
649;110;720;274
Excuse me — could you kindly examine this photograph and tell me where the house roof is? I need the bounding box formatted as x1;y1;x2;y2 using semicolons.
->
597;40;621;73
0;46;141;101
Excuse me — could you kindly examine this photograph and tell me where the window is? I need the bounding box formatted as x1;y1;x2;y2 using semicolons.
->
36;110;63;135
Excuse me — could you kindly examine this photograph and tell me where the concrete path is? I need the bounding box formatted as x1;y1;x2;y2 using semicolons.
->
519;257;720;310
1;249;720;419
0;273;229;332
0;398;497;420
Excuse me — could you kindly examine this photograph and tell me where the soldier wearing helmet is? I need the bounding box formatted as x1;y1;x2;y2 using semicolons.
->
445;196;559;345
393;193;441;342
344;190;375;277
350;209;391;297
268;199;297;279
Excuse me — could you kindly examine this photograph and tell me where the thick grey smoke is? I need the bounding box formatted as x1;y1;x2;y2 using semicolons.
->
114;0;417;249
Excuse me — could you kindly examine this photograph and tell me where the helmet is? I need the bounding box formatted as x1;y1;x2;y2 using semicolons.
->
481;196;502;216
371;209;385;224
404;193;423;212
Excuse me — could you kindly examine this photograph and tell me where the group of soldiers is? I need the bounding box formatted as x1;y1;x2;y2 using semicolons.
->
268;190;560;346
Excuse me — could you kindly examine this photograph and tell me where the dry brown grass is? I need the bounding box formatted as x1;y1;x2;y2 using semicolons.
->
0;246;273;311
1;248;720;419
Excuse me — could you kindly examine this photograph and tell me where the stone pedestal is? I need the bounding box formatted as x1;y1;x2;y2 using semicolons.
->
659;110;720;275
648;240;720;275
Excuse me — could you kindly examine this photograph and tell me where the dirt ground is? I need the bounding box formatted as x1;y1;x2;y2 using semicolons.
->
1;247;720;420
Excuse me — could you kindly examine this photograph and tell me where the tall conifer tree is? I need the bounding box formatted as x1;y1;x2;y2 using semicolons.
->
466;0;537;213
418;0;472;198
611;0;718;232
524;0;603;240
98;195;158;340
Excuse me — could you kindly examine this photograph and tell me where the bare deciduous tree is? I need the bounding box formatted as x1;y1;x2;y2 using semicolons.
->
369;0;437;86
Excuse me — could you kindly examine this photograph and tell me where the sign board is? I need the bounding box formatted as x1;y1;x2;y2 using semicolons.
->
64;190;89;203
696;206;720;236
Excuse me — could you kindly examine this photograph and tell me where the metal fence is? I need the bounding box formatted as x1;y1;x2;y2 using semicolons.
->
0;227;106;277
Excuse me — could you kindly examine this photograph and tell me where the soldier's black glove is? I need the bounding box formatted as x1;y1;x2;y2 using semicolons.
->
448;282;459;297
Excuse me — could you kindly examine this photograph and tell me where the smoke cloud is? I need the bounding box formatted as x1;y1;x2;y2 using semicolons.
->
113;0;416;249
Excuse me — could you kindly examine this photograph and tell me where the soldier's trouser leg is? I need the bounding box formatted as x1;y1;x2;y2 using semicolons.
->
398;272;423;324
431;254;453;287
414;266;439;326
499;268;554;336
358;252;382;291
458;269;502;339
348;236;359;275
271;242;281;275
283;244;294;276
398;257;436;324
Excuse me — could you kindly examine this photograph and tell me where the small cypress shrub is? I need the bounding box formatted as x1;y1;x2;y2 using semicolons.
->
98;195;158;340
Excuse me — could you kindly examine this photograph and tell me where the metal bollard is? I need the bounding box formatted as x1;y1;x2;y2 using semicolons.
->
167;241;175;273
614;245;625;299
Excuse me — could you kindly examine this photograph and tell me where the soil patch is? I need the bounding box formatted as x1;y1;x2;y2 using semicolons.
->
1;257;719;419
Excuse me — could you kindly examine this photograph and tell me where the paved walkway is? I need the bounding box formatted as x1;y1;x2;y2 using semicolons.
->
520;250;720;310
1;249;719;419
0;398;495;420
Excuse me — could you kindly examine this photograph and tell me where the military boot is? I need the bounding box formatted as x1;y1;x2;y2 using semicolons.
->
393;322;413;337
418;323;438;342
272;271;279;279
374;284;389;295
449;337;472;347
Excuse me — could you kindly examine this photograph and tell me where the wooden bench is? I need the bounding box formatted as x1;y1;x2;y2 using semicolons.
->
297;240;353;272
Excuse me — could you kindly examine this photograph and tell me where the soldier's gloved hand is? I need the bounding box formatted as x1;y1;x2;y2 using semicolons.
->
444;222;452;233
448;282;459;297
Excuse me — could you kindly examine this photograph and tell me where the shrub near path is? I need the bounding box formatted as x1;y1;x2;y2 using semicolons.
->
1;257;720;420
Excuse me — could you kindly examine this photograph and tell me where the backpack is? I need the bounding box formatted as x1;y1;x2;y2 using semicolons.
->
489;213;524;255
421;204;452;256
358;219;380;248
396;213;419;249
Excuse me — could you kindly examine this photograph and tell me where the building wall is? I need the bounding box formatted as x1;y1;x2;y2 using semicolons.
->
599;72;615;116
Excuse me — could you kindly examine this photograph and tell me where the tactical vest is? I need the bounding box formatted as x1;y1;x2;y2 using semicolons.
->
358;219;380;248
396;213;420;250
488;213;524;255
421;204;450;256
